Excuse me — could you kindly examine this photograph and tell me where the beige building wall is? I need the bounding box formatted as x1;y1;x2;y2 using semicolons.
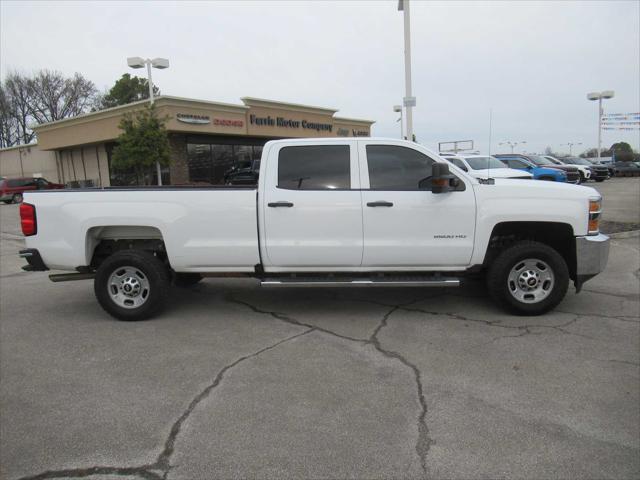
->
0;144;59;181
57;145;110;187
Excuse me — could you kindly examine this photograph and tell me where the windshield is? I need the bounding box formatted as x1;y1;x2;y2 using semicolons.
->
528;155;556;166
465;156;508;170
564;157;592;166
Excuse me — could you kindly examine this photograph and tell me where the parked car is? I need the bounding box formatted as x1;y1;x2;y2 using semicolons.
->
494;155;568;182
613;161;640;177
224;159;261;186
553;156;609;183
19;138;609;321
0;177;64;204
586;158;616;177
543;156;591;182
441;154;533;180
504;154;581;183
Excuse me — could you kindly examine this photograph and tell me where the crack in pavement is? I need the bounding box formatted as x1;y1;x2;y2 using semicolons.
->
368;305;434;476
226;295;434;477
15;328;313;480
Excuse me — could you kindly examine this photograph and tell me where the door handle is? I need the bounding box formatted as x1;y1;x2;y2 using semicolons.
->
367;201;393;207
268;201;294;208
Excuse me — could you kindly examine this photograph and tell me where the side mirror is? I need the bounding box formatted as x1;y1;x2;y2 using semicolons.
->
431;163;455;194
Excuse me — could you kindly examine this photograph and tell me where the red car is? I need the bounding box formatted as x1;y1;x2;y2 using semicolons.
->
0;177;64;204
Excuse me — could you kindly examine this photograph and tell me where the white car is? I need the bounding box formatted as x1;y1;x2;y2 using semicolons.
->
442;154;533;180
543;155;591;182
19;138;608;320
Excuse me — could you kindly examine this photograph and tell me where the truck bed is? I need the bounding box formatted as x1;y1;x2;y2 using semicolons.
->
23;188;260;272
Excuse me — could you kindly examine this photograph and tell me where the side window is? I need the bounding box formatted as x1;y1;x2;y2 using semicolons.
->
510;159;528;169
366;145;434;190
451;158;468;171
278;145;350;190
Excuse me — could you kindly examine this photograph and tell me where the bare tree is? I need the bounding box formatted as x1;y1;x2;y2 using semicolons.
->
0;70;98;147
28;70;97;124
0;85;19;147
4;72;35;144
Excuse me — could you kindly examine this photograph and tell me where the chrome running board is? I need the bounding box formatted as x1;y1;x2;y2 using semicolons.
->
261;277;460;288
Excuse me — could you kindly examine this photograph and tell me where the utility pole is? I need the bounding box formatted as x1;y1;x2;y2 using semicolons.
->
398;0;415;141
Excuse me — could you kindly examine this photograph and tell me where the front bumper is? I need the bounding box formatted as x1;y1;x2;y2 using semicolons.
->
574;234;610;291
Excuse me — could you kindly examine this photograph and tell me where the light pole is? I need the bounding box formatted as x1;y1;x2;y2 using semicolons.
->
561;142;582;155
393;105;404;139
127;56;170;186
499;141;526;154
398;0;415;141
587;90;614;160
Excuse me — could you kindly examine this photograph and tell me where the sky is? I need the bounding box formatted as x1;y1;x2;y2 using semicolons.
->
1;0;639;156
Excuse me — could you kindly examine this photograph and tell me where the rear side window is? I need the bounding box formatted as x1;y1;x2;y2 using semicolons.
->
366;145;435;190
7;179;26;187
278;145;350;190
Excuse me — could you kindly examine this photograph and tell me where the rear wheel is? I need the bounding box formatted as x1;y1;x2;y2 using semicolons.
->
487;241;569;315
12;193;23;204
95;250;170;321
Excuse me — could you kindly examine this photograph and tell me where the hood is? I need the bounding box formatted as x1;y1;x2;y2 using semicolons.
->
468;168;532;179
489;178;599;196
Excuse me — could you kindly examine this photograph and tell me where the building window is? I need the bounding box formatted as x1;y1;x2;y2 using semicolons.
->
277;145;350;190
186;142;264;185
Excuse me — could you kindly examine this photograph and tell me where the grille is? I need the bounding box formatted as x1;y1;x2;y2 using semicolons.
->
565;171;580;182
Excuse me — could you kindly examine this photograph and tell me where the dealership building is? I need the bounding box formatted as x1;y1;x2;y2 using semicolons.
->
0;96;374;186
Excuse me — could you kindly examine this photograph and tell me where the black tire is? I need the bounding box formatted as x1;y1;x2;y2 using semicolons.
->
174;272;203;287
12;193;23;204
487;240;569;316
94;250;170;321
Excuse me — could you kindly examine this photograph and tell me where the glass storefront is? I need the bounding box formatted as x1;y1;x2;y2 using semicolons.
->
186;136;266;185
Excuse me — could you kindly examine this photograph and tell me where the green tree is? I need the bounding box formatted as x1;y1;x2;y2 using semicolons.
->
111;105;170;185
100;73;159;109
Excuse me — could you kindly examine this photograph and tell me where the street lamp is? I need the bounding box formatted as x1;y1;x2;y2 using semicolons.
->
398;0;415;141
587;90;614;160
561;142;582;155
393;105;404;139
127;56;170;186
498;141;527;154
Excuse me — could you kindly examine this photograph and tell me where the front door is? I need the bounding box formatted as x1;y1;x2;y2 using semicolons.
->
262;141;363;268
359;141;476;268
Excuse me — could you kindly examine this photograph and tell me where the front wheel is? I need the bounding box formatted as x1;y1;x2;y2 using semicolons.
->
12;193;23;204
487;241;569;315
94;250;170;321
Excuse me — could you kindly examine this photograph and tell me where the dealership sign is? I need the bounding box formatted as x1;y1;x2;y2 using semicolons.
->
249;114;333;132
177;113;244;127
177;113;210;124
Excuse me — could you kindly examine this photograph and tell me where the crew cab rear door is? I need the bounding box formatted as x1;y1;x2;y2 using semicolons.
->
358;140;476;268
261;140;363;268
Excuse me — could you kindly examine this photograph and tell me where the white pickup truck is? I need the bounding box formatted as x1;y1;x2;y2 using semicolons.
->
19;138;609;321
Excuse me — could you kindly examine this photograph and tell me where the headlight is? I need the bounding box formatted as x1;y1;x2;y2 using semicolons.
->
588;198;602;235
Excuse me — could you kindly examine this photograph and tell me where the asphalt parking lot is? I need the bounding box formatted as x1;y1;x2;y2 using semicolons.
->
1;178;638;480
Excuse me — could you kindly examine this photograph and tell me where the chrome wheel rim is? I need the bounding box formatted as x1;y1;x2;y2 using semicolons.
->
108;266;150;309
507;258;555;304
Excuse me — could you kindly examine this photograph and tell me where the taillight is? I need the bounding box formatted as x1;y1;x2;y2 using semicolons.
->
20;203;37;236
